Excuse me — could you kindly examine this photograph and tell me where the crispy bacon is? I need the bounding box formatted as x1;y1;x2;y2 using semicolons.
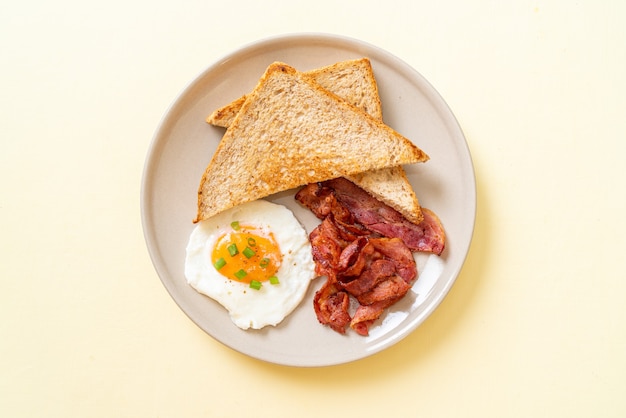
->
349;273;411;335
309;217;346;277
308;217;417;335
313;277;351;334
355;274;411;306
350;299;398;336
321;177;445;255
297;177;445;336
340;259;396;296
337;237;373;279
295;183;334;219
370;238;417;282
416;208;446;255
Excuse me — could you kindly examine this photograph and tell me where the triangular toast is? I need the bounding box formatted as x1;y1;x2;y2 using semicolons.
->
207;58;383;127
205;59;424;223
195;62;429;223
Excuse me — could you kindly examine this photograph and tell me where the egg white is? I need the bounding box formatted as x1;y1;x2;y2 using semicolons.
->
185;200;315;330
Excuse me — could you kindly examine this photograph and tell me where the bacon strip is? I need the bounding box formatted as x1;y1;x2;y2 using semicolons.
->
355;274;411;306
350;299;398;336
309;217;346;277
349;274;411;335
296;178;445;336
321;178;445;254
340;259;396;296
313;277;351;334
307;217;417;335
370;238;417;282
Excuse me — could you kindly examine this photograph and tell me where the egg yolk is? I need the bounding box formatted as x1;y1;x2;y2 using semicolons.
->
211;226;282;284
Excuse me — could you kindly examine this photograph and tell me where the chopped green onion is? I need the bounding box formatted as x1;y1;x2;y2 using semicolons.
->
234;269;247;280
247;237;256;247
269;276;279;285
259;258;270;268
242;246;255;259
249;280;262;290
227;243;238;256
230;221;240;230
214;258;226;270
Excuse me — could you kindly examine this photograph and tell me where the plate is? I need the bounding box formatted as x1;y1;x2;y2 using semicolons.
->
141;33;476;367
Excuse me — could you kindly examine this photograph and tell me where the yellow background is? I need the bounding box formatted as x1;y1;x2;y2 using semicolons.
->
2;1;625;416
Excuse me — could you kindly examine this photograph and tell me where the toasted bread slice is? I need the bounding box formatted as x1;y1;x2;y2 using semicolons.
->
206;58;424;223
207;58;383;127
195;62;429;223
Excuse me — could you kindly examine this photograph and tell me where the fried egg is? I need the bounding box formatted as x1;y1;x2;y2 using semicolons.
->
184;200;315;330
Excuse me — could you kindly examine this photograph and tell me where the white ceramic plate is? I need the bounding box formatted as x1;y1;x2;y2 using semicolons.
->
141;33;475;367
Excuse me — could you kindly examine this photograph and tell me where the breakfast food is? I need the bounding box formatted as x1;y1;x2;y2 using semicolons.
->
296;178;445;335
207;58;424;224
206;58;383;126
185;200;315;330
187;59;445;335
195;61;429;223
